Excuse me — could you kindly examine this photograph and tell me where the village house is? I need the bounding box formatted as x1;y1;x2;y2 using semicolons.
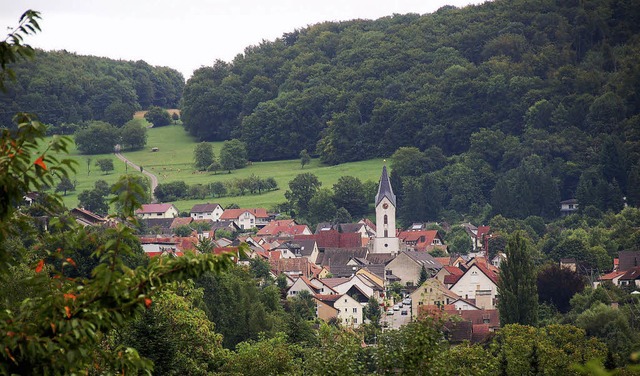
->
219;208;270;229
190;203;224;221
397;229;447;253
560;199;579;216
314;293;364;327
385;251;443;286
136;203;179;219
409;279;461;319
257;219;312;239
449;262;498;309
70;207;107;227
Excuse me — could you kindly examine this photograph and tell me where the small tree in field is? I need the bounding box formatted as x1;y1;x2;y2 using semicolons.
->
144;106;171;127
55;176;75;196
193;142;214;171
96;158;114;174
300;149;310;169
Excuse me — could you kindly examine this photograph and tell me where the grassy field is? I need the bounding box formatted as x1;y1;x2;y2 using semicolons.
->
121;125;385;212
44;124;386;212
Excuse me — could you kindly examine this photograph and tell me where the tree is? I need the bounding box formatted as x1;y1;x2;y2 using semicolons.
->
74;121;120;154
120;120;147;150
55;176;75;196
78;187;109;216
0;16;237;374
418;265;428;286
332;176;368;217
363;296;381;326
307;188;337;225
219;139;248;172
497;231;538;326
285;173;321;217
144;106;171;127
104;100;136;127
300;148;311;169
193;142;214;171
95;158;114;174
537;263;586;313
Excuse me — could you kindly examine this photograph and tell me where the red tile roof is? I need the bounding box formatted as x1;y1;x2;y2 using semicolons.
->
257;220;309;237
294;230;362;249
598;270;626;281
476;226;490;240
220;208;269;219
620;267;640;280
170;217;193;228
398;230;442;250
136;203;176;214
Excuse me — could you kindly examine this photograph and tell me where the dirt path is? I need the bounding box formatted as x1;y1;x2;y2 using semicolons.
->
114;148;158;203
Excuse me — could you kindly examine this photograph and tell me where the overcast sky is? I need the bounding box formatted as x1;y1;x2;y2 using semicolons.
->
1;0;485;80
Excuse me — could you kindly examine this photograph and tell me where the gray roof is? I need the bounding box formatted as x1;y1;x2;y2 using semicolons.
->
403;251;443;270
190;203;221;213
316;247;369;267
375;165;396;207
366;253;395;265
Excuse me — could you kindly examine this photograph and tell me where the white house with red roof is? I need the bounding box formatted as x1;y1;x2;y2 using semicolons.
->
136;203;179;219
220;208;270;229
449;263;499;309
256;219;311;238
397;230;446;252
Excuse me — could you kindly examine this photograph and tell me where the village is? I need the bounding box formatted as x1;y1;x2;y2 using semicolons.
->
65;166;640;345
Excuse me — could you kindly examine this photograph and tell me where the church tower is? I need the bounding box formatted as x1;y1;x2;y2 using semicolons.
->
373;165;400;254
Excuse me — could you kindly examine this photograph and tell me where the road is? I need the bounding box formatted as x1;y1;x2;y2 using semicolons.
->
114;147;158;203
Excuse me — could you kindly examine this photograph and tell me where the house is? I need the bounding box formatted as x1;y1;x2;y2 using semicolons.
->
170;217;193;229
257;219;312;238
190;203;224;221
385;251;443;286
398;230;446;252
271;257;322;280
449;263;498;309
314;293;364;327
207;220;241;237
434;265;464;287
136;203;179;219
138;235;199;257
287;276;323;297
410;279;461;319
220;208;270;229
321;274;384;301
295;229;363;250
618;267;640;288
442;308;500;343
140;218;175;234
594;270;627;288
560;199;579;216
315;222;374;245
70;207;107;227
271;240;319;264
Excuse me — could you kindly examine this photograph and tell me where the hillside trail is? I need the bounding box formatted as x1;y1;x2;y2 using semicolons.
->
114;145;158;203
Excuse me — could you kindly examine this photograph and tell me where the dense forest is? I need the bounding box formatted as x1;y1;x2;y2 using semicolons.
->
182;0;640;222
0;50;184;127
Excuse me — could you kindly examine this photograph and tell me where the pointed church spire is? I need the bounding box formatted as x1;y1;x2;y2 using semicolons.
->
375;165;396;207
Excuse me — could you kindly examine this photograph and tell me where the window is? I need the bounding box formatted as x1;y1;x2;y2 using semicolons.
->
353;308;357;313
354;318;357;323
384;215;388;224
384;230;388;237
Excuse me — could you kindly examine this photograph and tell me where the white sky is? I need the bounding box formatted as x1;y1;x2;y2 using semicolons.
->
1;0;484;80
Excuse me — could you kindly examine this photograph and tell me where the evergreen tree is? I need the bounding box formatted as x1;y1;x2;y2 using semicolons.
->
418;265;428;286
497;231;538;326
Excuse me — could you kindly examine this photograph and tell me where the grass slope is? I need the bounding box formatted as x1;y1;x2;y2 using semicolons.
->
47;124;385;213
121;126;385;212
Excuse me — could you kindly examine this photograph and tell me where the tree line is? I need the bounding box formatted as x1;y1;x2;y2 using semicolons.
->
0;50;184;128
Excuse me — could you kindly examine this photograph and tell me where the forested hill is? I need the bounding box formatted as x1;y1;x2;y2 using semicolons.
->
0;50;184;127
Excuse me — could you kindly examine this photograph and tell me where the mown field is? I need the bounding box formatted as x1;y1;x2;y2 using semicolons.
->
47;123;386;213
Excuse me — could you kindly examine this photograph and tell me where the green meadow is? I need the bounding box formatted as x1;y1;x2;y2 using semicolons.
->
46;123;386;212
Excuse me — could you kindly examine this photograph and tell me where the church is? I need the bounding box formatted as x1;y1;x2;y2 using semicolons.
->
372;165;400;254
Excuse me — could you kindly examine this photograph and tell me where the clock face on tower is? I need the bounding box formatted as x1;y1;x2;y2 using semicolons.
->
382;203;388;209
